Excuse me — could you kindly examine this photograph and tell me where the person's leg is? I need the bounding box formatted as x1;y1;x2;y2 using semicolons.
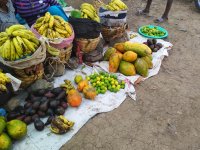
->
143;0;153;13
136;0;152;15
162;0;173;19
154;0;173;23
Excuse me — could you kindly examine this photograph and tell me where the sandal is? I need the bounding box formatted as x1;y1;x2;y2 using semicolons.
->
154;17;168;23
135;10;149;16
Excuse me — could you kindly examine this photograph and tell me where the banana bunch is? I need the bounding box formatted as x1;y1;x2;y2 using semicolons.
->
50;115;74;134
46;44;60;56
0;24;40;61
0;72;11;92
106;0;128;11
80;3;100;23
60;80;75;94
34;12;73;39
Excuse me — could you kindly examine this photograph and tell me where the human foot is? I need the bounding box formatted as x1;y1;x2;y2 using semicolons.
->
154;17;168;23
135;9;149;16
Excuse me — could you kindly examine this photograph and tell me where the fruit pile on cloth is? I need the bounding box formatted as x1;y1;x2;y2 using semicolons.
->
13;32;172;150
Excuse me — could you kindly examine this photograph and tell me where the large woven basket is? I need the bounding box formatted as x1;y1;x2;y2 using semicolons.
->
75;36;100;53
14;63;44;88
101;24;126;42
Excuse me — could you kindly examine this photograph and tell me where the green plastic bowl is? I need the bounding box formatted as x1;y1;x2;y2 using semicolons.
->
138;25;168;39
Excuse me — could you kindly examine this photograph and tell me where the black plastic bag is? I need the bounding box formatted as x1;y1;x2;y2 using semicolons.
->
69;17;101;39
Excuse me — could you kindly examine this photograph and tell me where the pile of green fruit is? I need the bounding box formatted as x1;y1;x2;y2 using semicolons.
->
0;117;27;150
86;72;125;94
141;26;166;37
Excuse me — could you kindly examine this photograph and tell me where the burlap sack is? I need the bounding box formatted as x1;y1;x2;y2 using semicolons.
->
0;40;46;70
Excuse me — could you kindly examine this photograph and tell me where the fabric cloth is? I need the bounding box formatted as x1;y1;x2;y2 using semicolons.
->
12;0;59;26
15;13;26;24
0;0;18;31
48;5;68;21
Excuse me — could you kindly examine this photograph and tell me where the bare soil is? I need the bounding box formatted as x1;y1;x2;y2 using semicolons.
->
61;0;200;149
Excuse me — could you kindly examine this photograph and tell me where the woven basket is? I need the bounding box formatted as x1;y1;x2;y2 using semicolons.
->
101;24;126;42
14;63;44;88
75;36;100;53
59;44;73;63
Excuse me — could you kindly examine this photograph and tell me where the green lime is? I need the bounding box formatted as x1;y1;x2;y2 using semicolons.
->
92;83;96;87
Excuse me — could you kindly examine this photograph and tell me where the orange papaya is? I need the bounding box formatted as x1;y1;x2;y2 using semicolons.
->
109;53;121;73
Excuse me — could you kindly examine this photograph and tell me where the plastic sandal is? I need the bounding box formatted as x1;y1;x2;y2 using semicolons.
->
154;17;168;23
135;10;149;16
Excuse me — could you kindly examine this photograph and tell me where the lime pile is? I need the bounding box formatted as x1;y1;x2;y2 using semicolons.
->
86;72;125;94
141;26;165;37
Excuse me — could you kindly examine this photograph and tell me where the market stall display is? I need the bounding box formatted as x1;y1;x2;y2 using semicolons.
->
0;0;175;149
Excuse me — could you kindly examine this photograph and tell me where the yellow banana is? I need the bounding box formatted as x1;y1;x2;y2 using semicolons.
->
54;31;62;38
112;0;128;10
17;29;35;37
21;38;36;52
49;16;54;28
10;40;16;61
106;5;115;11
0;32;8;38
64;23;72;35
53;19;65;30
3;39;11;60
6;24;26;35
81;9;95;19
54;27;68;36
0;36;8;46
109;2;121;11
46;44;60;56
16;36;28;54
34;22;43;29
44;12;51;23
36;16;45;24
15;52;20;60
42;29;48;37
0;43;5;58
81;3;96;13
54;16;65;25
12;38;23;57
38;23;49;35
0;84;7;92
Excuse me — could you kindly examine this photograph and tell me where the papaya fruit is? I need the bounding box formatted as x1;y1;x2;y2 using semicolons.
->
113;43;125;53
124;42;152;57
77;80;89;92
115;51;123;59
119;61;136;76
83;85;97;100
142;56;153;69
109;53;121;73
134;58;149;77
103;47;116;61
122;51;137;62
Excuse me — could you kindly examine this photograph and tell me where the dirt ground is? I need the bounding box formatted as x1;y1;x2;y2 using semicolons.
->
61;0;200;149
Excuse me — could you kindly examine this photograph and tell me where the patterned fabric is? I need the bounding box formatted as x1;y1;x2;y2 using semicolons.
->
12;0;59;26
0;0;18;30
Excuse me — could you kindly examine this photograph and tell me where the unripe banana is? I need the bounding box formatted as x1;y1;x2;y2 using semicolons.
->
6;24;26;35
0;32;8;38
